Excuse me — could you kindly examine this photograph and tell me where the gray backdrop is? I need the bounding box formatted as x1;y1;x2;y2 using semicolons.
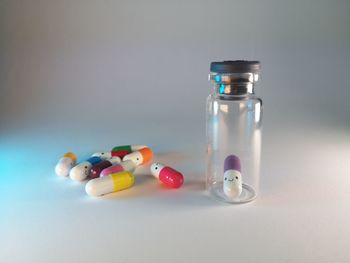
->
1;0;349;144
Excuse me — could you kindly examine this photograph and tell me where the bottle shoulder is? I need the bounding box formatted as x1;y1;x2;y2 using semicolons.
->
207;93;262;105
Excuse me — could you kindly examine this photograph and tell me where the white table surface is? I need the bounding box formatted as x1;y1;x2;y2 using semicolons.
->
1;119;350;263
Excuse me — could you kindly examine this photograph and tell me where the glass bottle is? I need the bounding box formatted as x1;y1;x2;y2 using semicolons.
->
206;60;262;204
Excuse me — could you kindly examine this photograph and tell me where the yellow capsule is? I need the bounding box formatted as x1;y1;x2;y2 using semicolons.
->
85;171;134;197
63;152;77;161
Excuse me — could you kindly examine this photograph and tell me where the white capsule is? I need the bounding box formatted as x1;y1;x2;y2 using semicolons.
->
91;152;112;159
119;160;137;172
55;157;74;177
107;156;122;164
123;147;153;166
69;162;91;181
150;162;165;178
55;152;77;177
124;151;142;165
69;156;103;181
131;145;148;151
86;175;115;197
223;170;243;198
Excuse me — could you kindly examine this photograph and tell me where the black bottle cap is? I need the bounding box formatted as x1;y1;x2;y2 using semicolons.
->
210;60;261;74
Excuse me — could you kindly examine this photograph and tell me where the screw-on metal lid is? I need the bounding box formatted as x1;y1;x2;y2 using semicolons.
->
210;60;261;74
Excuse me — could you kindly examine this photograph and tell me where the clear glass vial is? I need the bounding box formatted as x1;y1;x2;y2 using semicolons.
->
206;61;262;204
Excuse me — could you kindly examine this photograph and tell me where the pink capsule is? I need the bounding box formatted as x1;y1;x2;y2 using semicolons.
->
150;163;184;188
90;157;121;179
100;160;136;177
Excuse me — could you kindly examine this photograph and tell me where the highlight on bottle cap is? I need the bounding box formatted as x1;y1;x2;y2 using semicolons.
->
210;60;261;74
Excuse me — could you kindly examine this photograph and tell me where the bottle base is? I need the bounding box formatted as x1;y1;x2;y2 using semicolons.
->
208;182;257;204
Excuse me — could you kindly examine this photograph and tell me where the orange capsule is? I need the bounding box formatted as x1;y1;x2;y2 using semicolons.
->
123;147;153;166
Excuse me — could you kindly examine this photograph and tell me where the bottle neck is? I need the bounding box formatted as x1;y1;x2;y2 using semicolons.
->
214;83;255;96
209;72;259;98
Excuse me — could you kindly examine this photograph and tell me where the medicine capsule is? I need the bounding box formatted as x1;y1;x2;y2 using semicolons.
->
85;171;135;197
111;145;148;158
69;156;103;181
92;145;147;159
123;147;153;166
223;155;243;198
55;152;77;177
91;152;112;159
150;163;184;188
100;160;136;177
90;156;121;179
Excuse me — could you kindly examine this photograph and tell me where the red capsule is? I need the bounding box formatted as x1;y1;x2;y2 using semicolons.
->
150;163;184;188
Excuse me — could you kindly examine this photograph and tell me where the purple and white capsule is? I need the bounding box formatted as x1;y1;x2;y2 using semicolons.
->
223;155;243;198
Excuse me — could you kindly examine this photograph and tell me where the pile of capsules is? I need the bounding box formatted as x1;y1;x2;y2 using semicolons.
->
54;145;184;197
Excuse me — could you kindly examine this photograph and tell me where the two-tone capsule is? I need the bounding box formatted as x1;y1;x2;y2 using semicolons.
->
92;145;147;159
85;171;135;197
223;155;243;198
150;163;184;188
100;160;136;177
91;152;113;159
123;147;153;166
90;156;121;179
69;156;103;181
111;145;147;158
55;152;77;177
